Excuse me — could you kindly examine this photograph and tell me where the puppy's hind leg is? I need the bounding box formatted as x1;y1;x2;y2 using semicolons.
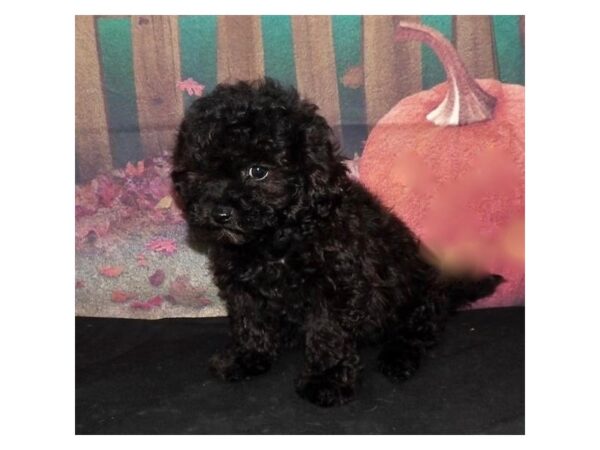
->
377;301;446;382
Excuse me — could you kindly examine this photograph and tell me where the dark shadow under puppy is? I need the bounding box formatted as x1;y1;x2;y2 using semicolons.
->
171;78;503;407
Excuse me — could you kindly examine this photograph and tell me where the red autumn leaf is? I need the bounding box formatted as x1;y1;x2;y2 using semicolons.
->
131;295;163;310
111;290;136;303
145;238;177;255
149;269;166;287
176;78;205;96
99;266;124;278
147;296;163;306
76;280;85;289
95;175;121;207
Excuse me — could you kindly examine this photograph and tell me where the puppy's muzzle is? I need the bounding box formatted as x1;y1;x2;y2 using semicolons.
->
212;205;233;224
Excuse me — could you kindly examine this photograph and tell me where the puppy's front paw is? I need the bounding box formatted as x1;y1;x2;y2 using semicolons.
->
209;350;272;381
295;372;356;407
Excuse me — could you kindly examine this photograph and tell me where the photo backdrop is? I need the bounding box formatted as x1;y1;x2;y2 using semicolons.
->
75;15;524;319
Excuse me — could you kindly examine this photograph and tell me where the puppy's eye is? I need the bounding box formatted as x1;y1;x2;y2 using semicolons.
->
248;165;269;180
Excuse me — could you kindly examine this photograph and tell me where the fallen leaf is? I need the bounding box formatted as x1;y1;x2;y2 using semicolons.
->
168;275;210;307
149;269;166;287
131;296;163;310
176;78;205;96
96;175;121;207
76;280;85;289
99;266;124;278
111;290;136;303
125;161;145;178
155;195;173;209
146;238;177;255
341;65;364;89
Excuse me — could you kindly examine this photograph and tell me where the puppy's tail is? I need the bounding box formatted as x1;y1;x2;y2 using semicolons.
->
442;272;505;311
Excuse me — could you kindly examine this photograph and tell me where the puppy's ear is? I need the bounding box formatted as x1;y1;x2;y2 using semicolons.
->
299;109;346;217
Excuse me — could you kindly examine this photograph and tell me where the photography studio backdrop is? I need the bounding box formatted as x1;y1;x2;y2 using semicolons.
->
75;15;525;319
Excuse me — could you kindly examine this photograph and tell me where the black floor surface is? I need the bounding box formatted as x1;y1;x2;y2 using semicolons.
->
76;307;524;434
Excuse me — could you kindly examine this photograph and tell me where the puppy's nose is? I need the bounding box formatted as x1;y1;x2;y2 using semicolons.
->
212;206;233;224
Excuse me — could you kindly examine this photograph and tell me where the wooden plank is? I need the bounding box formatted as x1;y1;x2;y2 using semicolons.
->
96;17;144;167
75;16;113;182
179;16;218;110
492;16;525;85
454;15;498;80
131;15;184;158
331;15;368;156
217;16;265;83
261;16;297;88
363;15;422;127
291;16;342;136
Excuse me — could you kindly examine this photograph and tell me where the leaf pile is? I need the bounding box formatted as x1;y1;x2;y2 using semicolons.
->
75;153;185;249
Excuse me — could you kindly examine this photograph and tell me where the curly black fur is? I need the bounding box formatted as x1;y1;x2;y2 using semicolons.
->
172;78;503;407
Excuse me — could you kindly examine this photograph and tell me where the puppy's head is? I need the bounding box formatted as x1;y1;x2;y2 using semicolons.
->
172;78;347;245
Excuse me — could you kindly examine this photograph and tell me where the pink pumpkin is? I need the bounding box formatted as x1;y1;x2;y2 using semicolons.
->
359;23;524;308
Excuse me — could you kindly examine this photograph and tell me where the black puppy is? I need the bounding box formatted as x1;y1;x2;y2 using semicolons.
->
172;78;503;407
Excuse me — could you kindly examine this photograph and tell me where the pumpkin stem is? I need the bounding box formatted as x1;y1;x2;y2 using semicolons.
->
396;22;497;126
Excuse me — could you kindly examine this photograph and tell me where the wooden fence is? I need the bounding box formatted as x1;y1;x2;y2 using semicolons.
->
75;15;525;183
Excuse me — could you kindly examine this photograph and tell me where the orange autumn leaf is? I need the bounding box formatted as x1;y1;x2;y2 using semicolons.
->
111;290;136;303
341;65;364;89
99;266;124;278
125;161;145;178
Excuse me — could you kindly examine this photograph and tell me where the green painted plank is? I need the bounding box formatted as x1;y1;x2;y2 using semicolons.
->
178;16;218;110
492;15;525;85
420;15;453;90
96;17;143;167
261;15;297;88
331;15;368;157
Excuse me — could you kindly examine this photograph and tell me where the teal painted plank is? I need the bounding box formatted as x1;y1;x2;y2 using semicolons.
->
261;16;297;88
331;15;368;157
178;16;218;110
420;15;453;89
492;15;525;85
96;17;143;167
